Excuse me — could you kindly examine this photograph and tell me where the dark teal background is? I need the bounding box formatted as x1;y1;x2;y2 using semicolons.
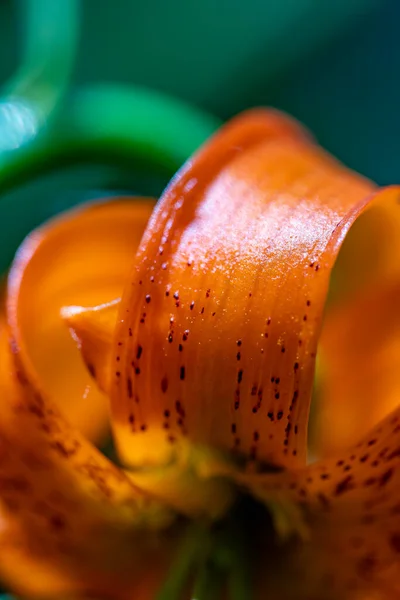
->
1;0;399;177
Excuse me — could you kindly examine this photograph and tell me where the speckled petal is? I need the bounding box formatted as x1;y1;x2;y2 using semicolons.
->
245;404;400;600
64;301;236;519
0;309;176;598
109;109;378;470
7;198;155;443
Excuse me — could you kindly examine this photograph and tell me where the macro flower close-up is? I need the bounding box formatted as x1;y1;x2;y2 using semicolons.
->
0;107;399;599
1;1;400;599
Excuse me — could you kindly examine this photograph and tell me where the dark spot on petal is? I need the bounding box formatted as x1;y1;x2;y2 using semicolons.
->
334;476;354;496
389;533;400;553
379;468;394;487
50;514;66;531
161;377;168;393
318;493;330;509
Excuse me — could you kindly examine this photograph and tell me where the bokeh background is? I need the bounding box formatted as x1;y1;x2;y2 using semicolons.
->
0;0;399;262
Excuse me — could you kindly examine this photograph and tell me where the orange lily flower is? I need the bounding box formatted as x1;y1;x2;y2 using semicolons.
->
0;109;400;599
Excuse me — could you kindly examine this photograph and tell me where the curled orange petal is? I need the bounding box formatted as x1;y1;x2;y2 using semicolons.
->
0;307;176;599
309;182;400;457
64;301;235;519
247;405;400;599
7;198;155;442
108;109;380;472
314;282;400;458
62;299;120;395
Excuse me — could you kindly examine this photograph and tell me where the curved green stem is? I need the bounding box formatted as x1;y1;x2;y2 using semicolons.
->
0;84;221;194
0;0;79;154
7;0;79;112
0;2;220;196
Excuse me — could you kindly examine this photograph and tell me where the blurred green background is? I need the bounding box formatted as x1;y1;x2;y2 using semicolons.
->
0;0;399;270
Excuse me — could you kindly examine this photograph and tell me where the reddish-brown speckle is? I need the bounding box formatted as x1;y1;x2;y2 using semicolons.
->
390;533;400;553
334;476;354;496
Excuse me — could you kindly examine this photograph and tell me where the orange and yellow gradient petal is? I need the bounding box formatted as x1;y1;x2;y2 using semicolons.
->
0;309;176;598
108;110;377;472
7;198;155;443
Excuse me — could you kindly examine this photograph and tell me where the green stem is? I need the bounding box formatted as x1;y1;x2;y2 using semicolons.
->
191;559;225;600
214;514;254;600
0;84;221;194
0;0;79;154
0;3;220;196
7;0;79;113
227;553;253;600
156;524;210;600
